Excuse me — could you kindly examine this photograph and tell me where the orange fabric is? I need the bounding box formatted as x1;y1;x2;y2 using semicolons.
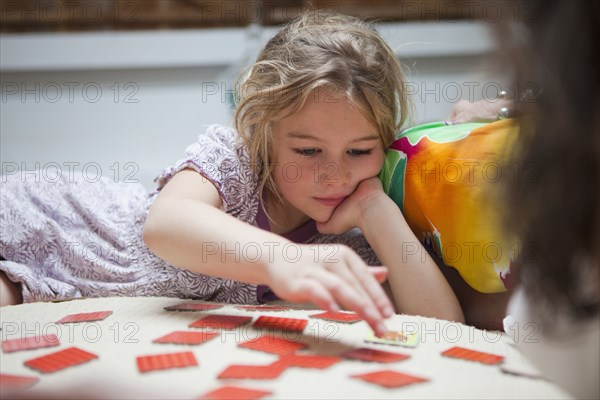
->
381;120;518;293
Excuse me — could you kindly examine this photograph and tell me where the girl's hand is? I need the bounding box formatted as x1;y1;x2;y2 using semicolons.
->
316;177;386;235
266;243;394;337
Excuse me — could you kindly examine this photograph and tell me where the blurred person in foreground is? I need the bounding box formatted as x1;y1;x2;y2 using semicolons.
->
496;1;598;398
449;0;598;397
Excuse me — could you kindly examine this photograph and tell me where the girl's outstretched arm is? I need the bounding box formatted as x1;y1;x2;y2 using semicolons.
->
144;169;393;335
317;178;465;323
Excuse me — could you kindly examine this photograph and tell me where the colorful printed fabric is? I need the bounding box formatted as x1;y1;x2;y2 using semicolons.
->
380;120;518;293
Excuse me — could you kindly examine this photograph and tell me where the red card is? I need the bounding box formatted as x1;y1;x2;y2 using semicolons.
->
343;348;410;363
252;316;307;332
153;331;219;345
309;311;362;323
235;305;290;312
164;302;224;312
189;315;252;330
277;353;342;369
56;310;112;323
238;336;306;355
136;351;198;373
351;370;429;388
218;363;286;380
199;385;272;400
24;347;98;374
2;334;60;353
441;346;504;365
0;373;39;390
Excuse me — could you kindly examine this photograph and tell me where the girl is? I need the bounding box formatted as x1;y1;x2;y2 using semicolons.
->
0;12;463;335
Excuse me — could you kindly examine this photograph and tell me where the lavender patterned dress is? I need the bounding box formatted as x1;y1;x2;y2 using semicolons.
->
0;124;379;304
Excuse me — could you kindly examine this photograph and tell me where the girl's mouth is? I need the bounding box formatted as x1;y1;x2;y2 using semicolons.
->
313;196;346;207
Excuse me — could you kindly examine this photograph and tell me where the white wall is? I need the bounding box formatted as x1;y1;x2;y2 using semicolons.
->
0;22;507;190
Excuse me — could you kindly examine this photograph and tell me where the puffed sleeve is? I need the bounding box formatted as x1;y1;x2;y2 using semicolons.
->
154;124;259;221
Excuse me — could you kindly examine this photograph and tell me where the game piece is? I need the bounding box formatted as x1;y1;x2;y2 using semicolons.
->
0;373;39;390
56;310;112;324
218;363;286;380
276;353;342;369
238;335;306;355
136;351;198;373
441;346;504;365
153;331;219;345
189;315;252;330
309;311;362;323
351;370;429;388
24;347;98;374
164;303;224;312
2;334;60;353
199;385;272;400
365;330;419;348
252;316;307;332
342;347;410;363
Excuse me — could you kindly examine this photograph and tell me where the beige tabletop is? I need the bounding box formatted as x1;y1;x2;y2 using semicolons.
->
0;296;570;399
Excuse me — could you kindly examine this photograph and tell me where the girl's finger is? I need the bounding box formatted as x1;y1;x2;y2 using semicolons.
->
306;268;388;337
322;258;385;324
346;253;395;318
323;258;371;303
288;277;340;312
368;266;389;283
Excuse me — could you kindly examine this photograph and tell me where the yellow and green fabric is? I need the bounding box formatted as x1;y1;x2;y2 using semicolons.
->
380;120;519;293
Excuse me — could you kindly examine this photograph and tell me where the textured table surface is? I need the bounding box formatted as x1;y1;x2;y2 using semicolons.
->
0;296;570;399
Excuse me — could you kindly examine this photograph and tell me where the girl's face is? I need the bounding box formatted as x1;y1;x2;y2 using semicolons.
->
270;88;385;227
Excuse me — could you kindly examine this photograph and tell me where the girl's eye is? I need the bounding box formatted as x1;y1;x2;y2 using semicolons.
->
348;149;372;156
293;148;320;156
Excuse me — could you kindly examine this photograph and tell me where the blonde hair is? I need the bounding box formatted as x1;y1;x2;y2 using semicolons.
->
235;11;410;205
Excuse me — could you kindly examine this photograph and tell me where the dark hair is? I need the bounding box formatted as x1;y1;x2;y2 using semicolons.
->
503;0;599;328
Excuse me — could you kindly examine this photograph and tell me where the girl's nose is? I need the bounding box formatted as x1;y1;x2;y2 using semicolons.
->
319;160;350;185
